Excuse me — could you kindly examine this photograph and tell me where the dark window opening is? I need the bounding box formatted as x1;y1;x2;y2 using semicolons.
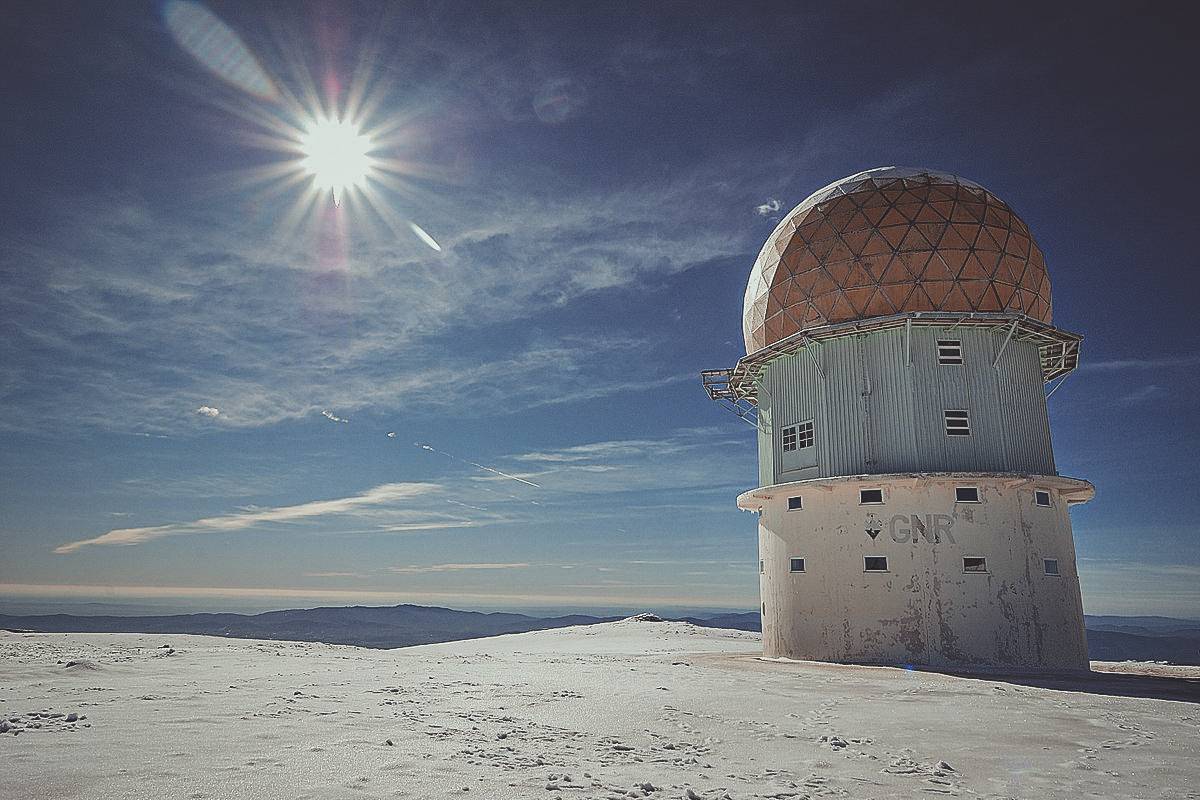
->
790;558;805;573
963;556;988;573
1035;490;1051;507
787;496;803;511
864;556;888;572
955;486;980;503
944;409;971;436
937;339;964;365
859;488;884;504
781;425;797;452
759;559;764;574
796;419;814;449
1044;559;1060;576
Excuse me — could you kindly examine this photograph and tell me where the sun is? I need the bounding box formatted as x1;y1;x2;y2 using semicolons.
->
299;118;375;205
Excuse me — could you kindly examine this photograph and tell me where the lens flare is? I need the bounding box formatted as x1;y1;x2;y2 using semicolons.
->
163;0;277;100
299;118;375;205
162;4;445;248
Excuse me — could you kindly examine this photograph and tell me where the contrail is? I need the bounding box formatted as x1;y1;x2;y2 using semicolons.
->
477;484;542;506
414;442;541;488
446;499;488;512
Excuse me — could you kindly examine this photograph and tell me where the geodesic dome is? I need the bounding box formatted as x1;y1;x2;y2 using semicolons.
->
743;167;1052;353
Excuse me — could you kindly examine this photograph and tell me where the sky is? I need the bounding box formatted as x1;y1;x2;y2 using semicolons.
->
1;1;1198;618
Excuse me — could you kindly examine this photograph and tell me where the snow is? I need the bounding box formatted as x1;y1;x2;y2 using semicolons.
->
1;621;1197;799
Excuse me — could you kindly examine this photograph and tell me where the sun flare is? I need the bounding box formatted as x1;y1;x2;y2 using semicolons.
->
299;118;375;205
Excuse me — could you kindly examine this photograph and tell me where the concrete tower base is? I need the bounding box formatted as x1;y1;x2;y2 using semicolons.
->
739;473;1094;673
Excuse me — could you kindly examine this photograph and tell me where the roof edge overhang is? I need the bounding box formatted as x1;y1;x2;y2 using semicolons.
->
737;472;1095;510
703;312;1081;405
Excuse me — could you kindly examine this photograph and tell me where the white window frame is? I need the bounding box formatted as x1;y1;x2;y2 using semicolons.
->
1044;558;1060;576
859;488;885;505
1034;490;1052;507
781;425;798;452
863;556;889;573
962;556;988;574
786;495;803;512
937;339;964;365
789;557;806;573
955;486;981;503
796;419;815;449
944;409;971;436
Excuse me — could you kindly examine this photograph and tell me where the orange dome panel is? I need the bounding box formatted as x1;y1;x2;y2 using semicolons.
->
743;167;1053;352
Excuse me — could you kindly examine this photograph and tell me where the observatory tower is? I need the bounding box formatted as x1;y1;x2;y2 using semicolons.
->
704;167;1093;672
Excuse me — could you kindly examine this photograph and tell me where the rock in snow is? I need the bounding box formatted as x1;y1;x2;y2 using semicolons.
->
0;623;1197;799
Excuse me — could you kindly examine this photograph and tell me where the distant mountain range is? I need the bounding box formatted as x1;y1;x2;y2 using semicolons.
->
2;605;1197;665
0;605;610;649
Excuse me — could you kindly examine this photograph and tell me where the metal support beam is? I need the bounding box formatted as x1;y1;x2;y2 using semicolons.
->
904;317;912;366
802;336;825;379
1046;372;1073;399
992;318;1019;368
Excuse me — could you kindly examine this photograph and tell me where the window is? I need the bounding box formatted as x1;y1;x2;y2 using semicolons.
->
963;556;988;573
955;486;980;503
1044;559;1060;576
796;420;814;449
759;559;764;574
787;495;803;511
864;556;888;572
1035;490;1052;507
789;558;806;573
859;488;884;504
782;425;797;452
944;409;971;436
937;339;963;365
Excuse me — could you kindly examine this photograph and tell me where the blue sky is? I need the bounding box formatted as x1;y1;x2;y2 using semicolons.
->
1;1;1197;617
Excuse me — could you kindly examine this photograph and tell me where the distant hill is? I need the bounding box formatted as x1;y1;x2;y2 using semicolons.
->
3;606;1197;664
0;604;614;649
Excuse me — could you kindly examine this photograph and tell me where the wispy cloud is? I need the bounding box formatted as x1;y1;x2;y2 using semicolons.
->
54;481;441;554
1116;384;1166;405
754;198;781;216
1077;558;1200;617
321;409;348;423
1;167;753;434
387;562;530;574
1079;354;1200;372
0;581;756;610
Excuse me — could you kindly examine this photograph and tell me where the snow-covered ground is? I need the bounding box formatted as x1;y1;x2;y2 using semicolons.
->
2;620;1197;799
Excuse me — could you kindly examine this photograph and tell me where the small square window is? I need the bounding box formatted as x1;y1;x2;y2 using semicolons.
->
937;339;963;365
789;558;806;573
796;420;814;449
864;556;888;572
782;425;797;452
955;486;980;503
859;488;884;504
1044;558;1060;576
787;495;803;511
944;409;971;436
963;556;988;573
1035;490;1052;507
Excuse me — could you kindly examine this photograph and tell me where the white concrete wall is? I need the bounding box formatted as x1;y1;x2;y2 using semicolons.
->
745;474;1090;672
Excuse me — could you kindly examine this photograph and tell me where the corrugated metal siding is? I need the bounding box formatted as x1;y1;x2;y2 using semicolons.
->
758;327;1056;484
756;385;774;486
997;337;1057;474
862;329;919;472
